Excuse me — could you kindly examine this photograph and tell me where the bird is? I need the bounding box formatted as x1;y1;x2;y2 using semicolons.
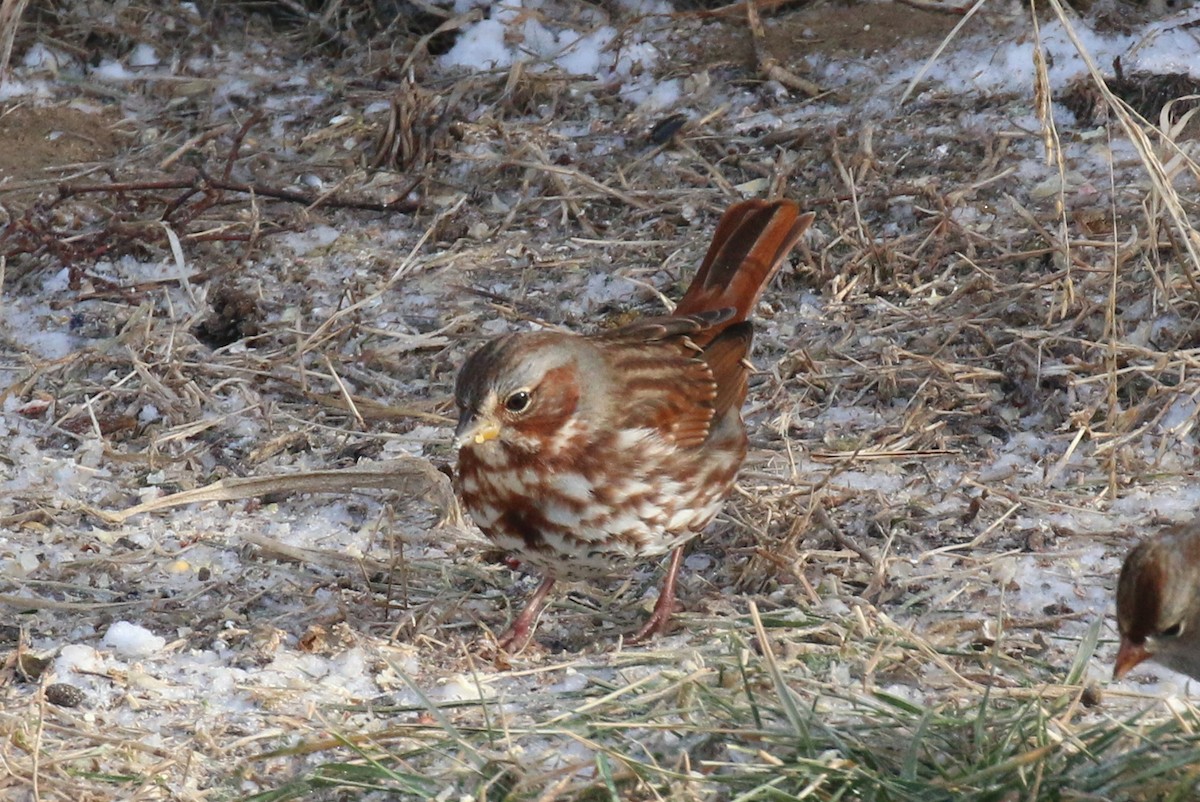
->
1114;519;1200;681
453;198;813;651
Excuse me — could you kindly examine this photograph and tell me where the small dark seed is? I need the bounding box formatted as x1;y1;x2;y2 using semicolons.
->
45;683;86;708
649;113;687;145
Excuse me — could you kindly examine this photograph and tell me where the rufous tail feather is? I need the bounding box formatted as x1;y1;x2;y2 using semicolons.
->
674;199;813;321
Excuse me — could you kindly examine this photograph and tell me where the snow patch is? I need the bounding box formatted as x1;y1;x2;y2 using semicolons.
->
103;621;168;658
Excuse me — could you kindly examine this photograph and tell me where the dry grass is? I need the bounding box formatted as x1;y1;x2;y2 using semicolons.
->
2;1;1200;800
0;0;29;79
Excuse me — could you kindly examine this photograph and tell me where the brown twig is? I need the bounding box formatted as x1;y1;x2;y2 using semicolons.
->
813;503;881;580
59;171;421;214
746;0;822;97
893;0;972;13
224;112;263;182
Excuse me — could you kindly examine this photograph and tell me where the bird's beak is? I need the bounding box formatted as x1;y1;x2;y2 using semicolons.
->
1113;637;1150;680
454;411;501;449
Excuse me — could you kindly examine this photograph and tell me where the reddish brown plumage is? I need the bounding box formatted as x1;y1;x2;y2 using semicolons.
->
454;199;813;651
675;199;813;323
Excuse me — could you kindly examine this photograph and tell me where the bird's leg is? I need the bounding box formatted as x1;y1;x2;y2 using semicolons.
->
629;547;684;644
496;576;556;653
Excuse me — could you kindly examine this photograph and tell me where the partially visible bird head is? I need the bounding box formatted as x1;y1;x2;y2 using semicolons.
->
1115;529;1200;681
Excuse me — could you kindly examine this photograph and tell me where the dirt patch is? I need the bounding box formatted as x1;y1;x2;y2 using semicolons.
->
690;4;960;70
0;102;123;206
790;3;960;56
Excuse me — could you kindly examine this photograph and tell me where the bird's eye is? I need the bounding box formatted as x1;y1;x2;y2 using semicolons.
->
1162;622;1185;638
505;390;532;413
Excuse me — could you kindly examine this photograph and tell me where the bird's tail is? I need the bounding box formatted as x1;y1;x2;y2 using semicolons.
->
674;199;813;321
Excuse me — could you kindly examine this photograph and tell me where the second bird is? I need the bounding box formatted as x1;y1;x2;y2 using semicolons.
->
1115;519;1200;681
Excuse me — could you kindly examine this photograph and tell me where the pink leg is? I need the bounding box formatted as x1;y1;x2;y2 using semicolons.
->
629;548;684;644
496;576;556;653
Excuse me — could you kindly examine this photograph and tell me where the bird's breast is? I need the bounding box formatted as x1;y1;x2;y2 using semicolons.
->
455;425;743;579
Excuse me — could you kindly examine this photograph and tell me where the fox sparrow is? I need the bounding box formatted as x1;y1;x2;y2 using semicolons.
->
454;199;813;651
1115;519;1200;680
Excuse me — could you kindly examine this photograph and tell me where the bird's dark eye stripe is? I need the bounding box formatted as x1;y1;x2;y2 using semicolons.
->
505;390;531;412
